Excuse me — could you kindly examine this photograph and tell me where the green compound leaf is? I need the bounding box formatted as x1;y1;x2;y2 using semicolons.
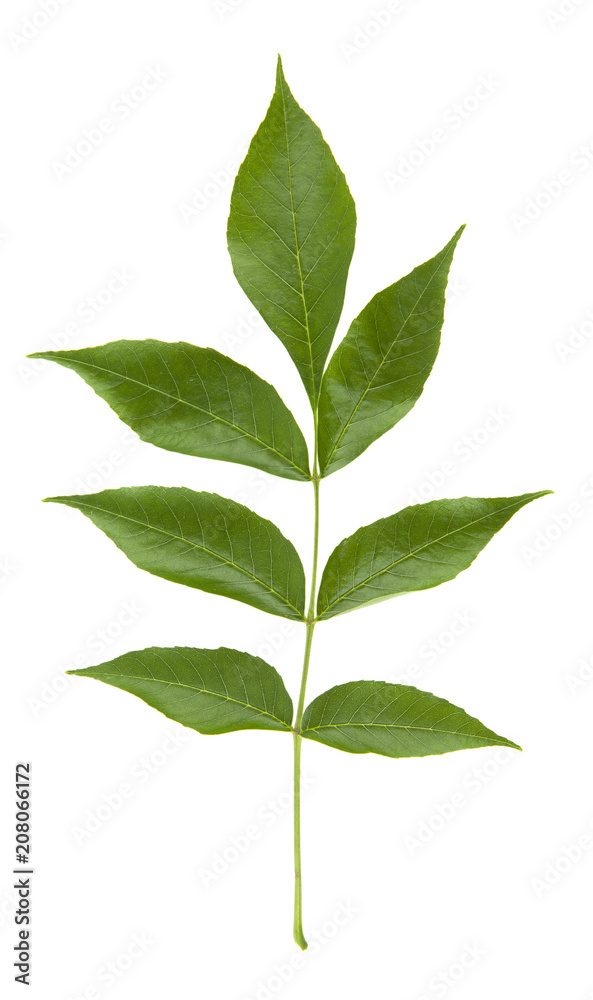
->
45;487;306;621
318;227;464;477
29;340;310;482
301;681;520;757
227;56;356;405
317;492;551;620
68;646;294;734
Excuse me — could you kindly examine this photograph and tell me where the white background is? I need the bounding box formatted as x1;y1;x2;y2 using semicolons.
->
3;0;593;997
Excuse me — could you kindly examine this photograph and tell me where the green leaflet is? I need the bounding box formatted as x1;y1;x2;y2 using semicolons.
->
68;646;294;734
317;227;464;476
29;341;310;482
301;681;520;757
227;56;356;405
317;493;551;620
45;487;306;621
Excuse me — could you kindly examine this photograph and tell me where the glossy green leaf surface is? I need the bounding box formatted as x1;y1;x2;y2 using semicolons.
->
68;646;294;734
302;681;520;757
227;57;356;404
29;340;310;482
45;487;306;621
317;492;550;620
318;228;464;476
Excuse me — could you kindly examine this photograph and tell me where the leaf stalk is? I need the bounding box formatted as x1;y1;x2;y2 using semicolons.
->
292;419;320;950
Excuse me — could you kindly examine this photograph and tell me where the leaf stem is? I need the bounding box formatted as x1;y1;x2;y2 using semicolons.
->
293;419;320;950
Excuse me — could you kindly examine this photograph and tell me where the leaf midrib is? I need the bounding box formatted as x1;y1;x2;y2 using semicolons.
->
46;354;309;478
85;670;292;729
303;721;506;743
318;498;530;617
278;75;316;402
63;496;306;620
